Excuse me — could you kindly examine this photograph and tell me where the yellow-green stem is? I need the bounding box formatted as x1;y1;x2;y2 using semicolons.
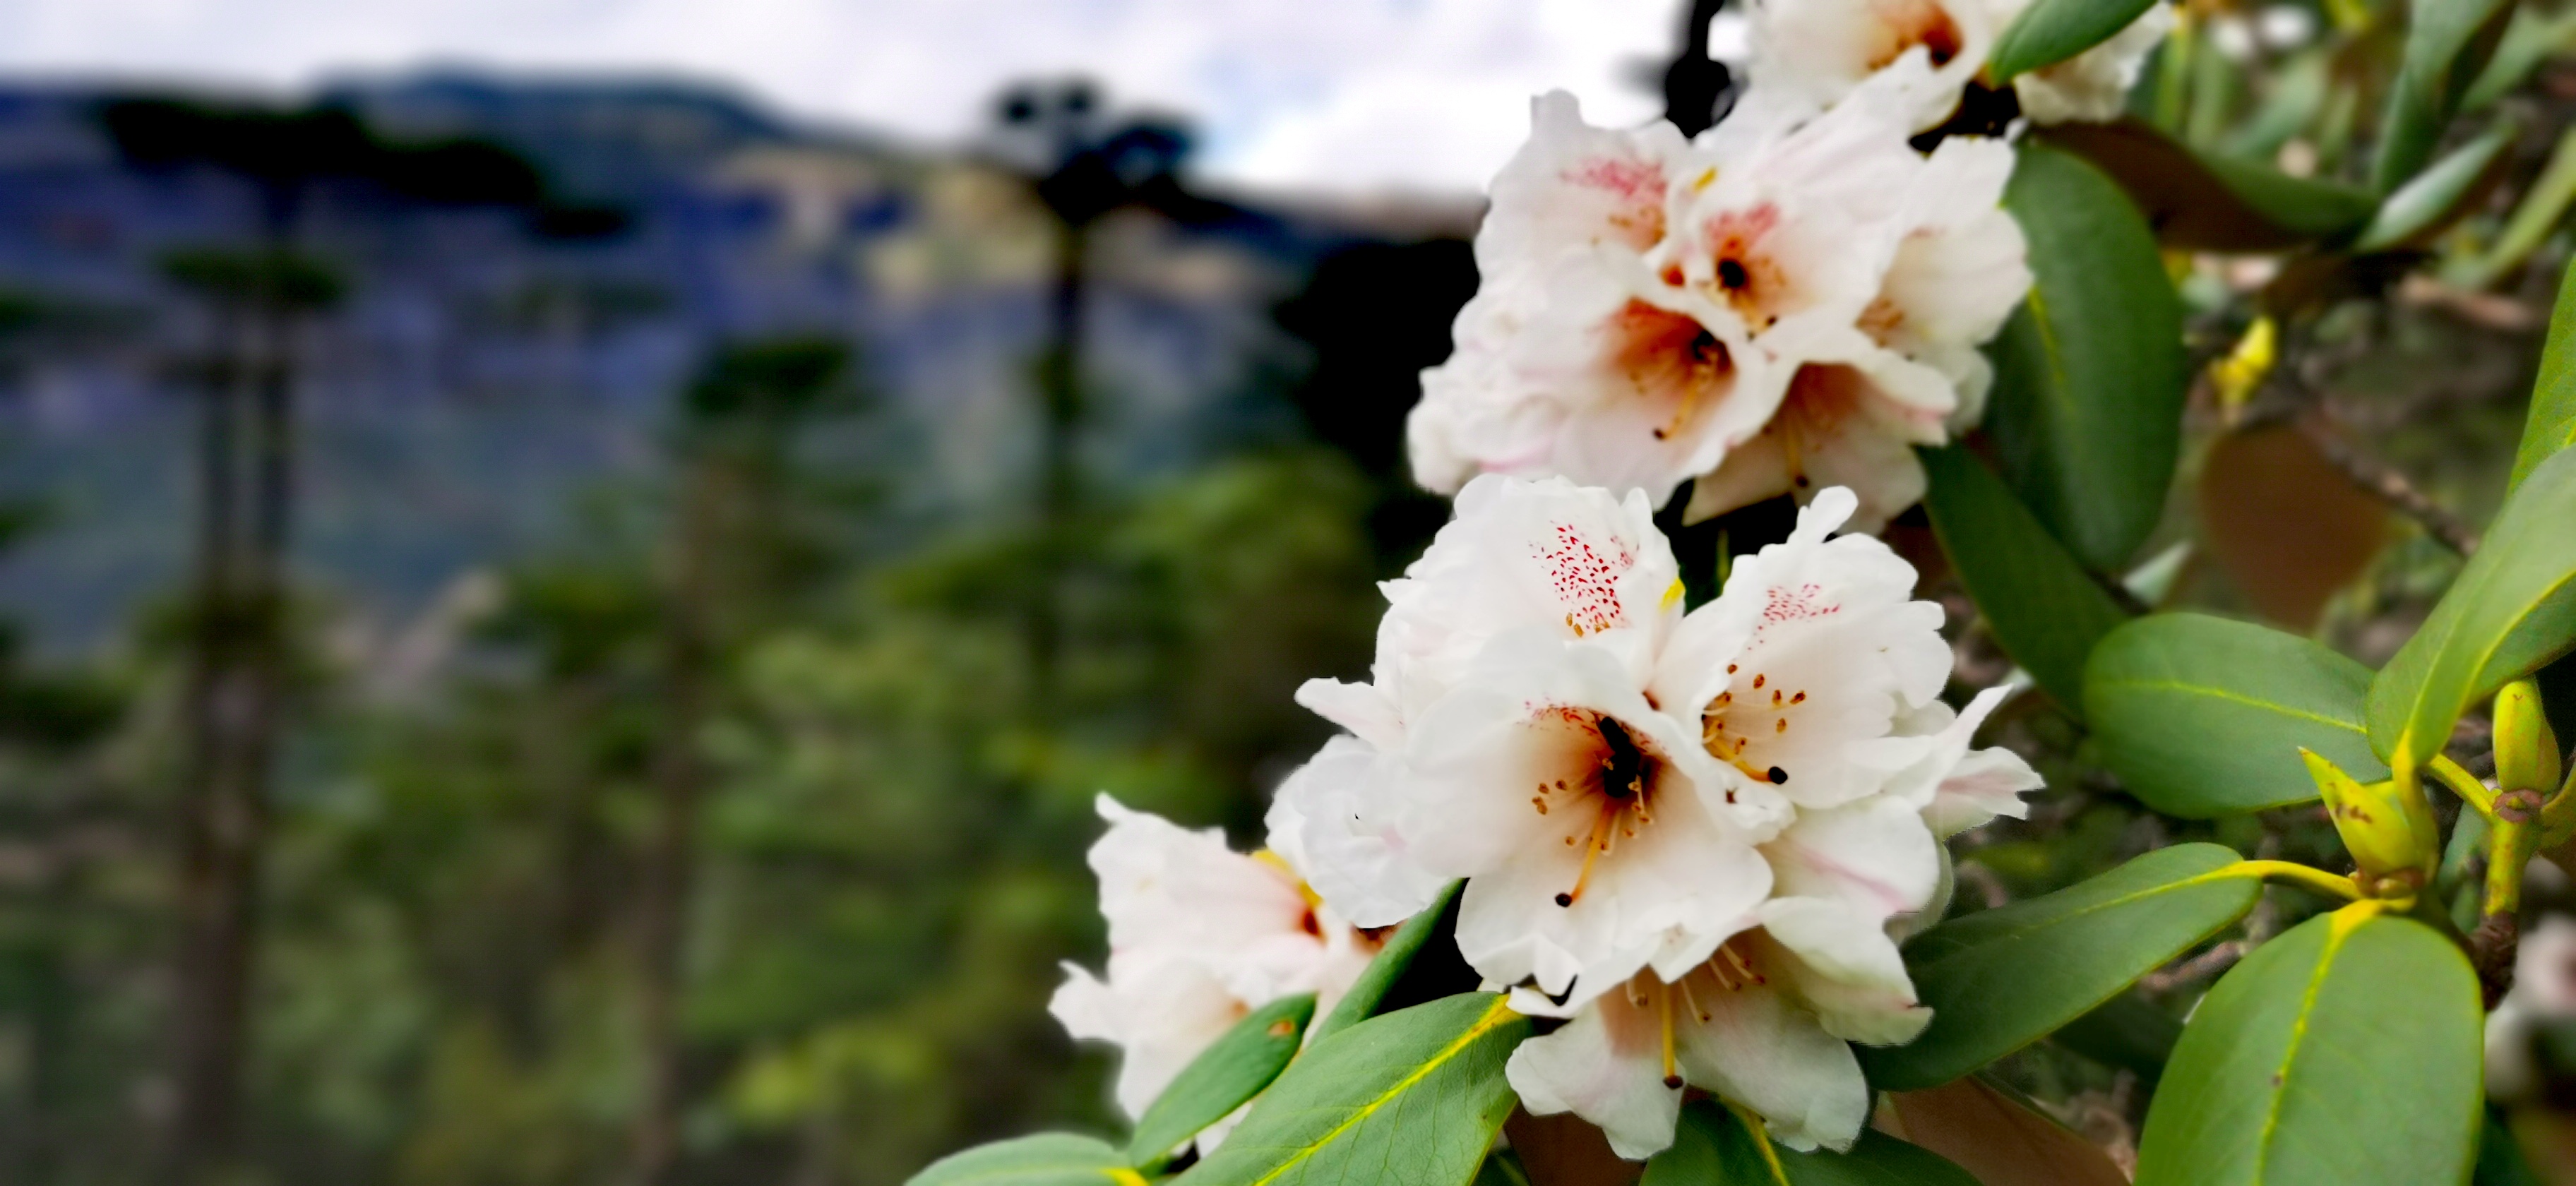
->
2548;762;2576;846
2488;792;2544;923
2428;755;2496;820
2236;859;2365;902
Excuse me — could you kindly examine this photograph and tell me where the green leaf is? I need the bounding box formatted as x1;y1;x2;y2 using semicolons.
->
2039;120;2378;251
1175;993;1530;1186
2464;6;2576;112
1983;145;2188;572
1863;844;2260;1091
2353;121;2517;252
2476;1108;2546;1186
2512;259;2576;491
1644;1101;1981;1185
1471;1149;1534;1186
2373;0;2518;191
907;1134;1138;1186
2366;447;2576;775
2049;990;2181;1082
2133;909;2483;1186
1311;880;1462;1043
1128;993;1316;1164
1919;445;2132;713
2448;126;2576;289
1988;0;2159;80
2083;613;2388;817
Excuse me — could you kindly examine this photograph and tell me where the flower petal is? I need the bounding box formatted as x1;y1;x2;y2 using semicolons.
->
1505;995;1685;1160
1673;959;1872;1151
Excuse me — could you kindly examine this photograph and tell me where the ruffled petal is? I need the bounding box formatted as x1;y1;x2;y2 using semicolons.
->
1672;959;1872;1151
1268;736;1449;928
1756;901;1931;1046
1505;995;1685;1160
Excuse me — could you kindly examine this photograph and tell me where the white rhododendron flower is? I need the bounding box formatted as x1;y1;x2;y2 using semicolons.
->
1284;476;1789;1010
1672;73;2027;530
1742;0;1996;130
1284;483;2043;1158
1049;796;1378;1145
2009;1;2177;124
1406;93;1770;501
1740;0;2172;129
1407;60;2028;527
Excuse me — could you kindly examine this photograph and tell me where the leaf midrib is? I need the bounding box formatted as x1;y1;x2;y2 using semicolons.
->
1242;995;1518;1186
2247;911;2371;1186
2091;676;2368;735
2376;451;2576;765
1917;858;2249;969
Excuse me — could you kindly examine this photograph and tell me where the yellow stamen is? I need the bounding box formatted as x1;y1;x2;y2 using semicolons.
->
1250;849;1325;913
1721;942;1764;986
1721;753;1789;786
1555;808;1621;906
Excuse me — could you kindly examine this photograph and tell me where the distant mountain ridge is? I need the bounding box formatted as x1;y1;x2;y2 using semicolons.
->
0;68;1474;654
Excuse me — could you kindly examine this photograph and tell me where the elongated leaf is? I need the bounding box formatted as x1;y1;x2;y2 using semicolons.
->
1176;993;1529;1186
1882;1077;2130;1186
2512;260;2576;490
2367;447;2576;774
1988;0;2159;80
907;1133;1135;1186
2133;909;2482;1186
1471;1150;1536;1186
2085;613;2388;816
1128;993;1315;1164
2353;121;2517;252
2039;119;2378;251
2477;1108;2546;1186
1983;145;2188;572
2373;0;2518;191
1864;844;2260;1090
2465;6;2576;112
1312;880;1462;1043
1919;445;2132;713
2048;990;2180;1081
1644;1101;1979;1186
2449;126;2576;289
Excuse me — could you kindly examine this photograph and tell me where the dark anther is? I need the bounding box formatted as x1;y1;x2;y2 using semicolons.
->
1599;717;1648;799
1554;892;1575;907
1689;328;1724;366
1663;1074;1686;1089
1717;258;1749;289
1767;765;1788;784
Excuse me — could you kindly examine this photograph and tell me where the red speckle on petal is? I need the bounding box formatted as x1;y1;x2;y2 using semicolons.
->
1537;523;1638;636
1760;582;1840;625
1566;157;1669;251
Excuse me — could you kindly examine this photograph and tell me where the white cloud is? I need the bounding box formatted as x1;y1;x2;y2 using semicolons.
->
0;0;1680;196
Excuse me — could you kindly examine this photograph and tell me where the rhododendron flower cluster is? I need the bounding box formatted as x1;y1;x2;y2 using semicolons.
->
1409;0;2161;532
1407;59;2027;532
1742;0;2173;128
1049;796;1379;1152
1273;477;2041;1156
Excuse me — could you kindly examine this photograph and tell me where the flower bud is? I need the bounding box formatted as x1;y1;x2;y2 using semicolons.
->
2209;315;2277;425
2496;680;2563;796
2302;748;2439;882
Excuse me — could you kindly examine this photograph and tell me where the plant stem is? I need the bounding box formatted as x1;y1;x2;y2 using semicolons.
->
2236;860;2364;902
2476;789;2545;1006
2292;409;2481;555
2428;755;2498;820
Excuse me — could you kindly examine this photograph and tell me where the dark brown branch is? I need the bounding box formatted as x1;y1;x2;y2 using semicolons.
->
2291;409;2482;556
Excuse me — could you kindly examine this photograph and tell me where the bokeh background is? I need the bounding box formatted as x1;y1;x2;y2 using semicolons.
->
1;1;2574;1183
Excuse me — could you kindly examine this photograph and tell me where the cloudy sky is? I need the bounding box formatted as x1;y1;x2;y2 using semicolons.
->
0;0;1686;196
